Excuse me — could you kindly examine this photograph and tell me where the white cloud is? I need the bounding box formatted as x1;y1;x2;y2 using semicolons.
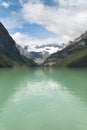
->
12;32;70;47
12;32;32;46
1;2;10;8
1;0;87;46
55;0;86;7
0;13;23;31
21;0;87;42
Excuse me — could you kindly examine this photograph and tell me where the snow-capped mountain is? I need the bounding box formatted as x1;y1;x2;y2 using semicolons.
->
17;43;65;63
24;43;65;54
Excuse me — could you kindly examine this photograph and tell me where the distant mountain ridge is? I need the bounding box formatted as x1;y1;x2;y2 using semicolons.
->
43;31;87;67
23;43;65;54
0;22;37;68
17;43;65;64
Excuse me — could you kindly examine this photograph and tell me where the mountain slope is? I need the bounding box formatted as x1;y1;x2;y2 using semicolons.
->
17;44;50;64
0;22;37;68
43;32;87;67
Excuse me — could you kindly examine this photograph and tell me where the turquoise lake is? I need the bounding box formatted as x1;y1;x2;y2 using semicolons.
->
0;68;87;130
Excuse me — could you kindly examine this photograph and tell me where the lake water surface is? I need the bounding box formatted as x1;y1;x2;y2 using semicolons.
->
0;68;87;130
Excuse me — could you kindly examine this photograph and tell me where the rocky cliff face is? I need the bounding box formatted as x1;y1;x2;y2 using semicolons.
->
0;22;37;67
43;31;87;67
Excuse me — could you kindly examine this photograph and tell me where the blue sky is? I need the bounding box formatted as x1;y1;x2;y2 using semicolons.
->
0;0;87;46
0;0;57;37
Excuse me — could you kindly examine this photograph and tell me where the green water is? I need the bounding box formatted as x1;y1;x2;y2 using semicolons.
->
0;68;87;130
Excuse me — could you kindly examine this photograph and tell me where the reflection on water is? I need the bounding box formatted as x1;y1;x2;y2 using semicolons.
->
0;68;87;130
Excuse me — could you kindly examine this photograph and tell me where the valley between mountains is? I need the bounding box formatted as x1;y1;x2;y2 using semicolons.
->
0;22;87;68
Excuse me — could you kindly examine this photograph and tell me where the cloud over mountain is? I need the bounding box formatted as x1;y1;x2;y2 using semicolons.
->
0;0;87;46
21;0;87;41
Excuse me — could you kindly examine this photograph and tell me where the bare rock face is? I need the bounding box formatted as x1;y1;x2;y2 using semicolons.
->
0;22;37;67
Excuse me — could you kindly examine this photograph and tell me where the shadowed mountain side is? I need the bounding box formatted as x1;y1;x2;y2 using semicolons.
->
43;32;87;67
0;22;38;68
